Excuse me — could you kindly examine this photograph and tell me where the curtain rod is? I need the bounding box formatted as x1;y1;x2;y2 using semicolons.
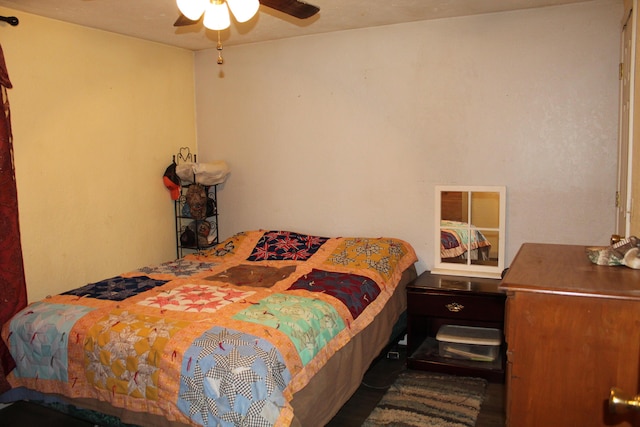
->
0;16;19;26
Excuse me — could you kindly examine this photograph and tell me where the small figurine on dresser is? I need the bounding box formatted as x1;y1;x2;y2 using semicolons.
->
587;236;640;269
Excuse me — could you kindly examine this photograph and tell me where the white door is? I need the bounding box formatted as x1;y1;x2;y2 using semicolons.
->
618;8;633;237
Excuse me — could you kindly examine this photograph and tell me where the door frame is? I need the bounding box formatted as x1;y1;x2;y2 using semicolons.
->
618;1;636;237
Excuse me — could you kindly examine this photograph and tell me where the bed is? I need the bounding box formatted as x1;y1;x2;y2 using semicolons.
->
0;229;417;427
440;220;491;261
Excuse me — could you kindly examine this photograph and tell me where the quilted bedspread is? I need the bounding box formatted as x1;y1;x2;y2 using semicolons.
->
1;230;417;427
440;220;491;259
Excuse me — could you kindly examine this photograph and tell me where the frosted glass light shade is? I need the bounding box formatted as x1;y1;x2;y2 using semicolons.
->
203;1;231;30
227;0;260;23
176;0;208;21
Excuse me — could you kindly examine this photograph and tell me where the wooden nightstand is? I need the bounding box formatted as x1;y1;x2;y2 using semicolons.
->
406;271;506;382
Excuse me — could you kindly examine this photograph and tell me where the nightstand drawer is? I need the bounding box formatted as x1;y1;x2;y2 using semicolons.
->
407;292;505;322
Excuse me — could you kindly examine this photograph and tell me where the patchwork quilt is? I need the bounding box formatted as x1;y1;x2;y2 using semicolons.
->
440;220;491;259
2;230;417;427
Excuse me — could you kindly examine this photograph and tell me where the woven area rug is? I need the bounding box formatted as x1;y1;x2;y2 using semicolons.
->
362;370;488;427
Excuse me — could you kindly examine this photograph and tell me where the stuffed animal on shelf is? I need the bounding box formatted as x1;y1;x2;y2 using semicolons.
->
180;220;211;248
185;184;207;220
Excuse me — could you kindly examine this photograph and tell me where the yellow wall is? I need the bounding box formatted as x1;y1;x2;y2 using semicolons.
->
0;7;197;302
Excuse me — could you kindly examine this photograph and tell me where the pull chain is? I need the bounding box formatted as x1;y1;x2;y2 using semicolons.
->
217;31;224;65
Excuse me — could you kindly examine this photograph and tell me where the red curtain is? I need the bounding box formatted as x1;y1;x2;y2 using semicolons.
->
0;43;27;393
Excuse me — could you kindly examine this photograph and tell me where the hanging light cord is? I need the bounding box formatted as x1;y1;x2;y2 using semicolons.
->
217;31;224;65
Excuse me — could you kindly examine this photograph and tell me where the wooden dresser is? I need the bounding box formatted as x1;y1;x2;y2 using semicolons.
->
500;243;640;427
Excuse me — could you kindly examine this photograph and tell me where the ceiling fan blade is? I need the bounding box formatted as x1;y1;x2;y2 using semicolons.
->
259;0;319;19
174;14;201;27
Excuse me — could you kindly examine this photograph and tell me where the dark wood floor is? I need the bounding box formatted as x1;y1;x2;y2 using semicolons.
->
0;346;505;426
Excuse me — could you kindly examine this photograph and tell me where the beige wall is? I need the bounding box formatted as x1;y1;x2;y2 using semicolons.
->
0;7;197;302
0;0;623;300
195;0;622;273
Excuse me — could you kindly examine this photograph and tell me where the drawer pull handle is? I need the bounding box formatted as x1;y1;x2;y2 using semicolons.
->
446;302;464;312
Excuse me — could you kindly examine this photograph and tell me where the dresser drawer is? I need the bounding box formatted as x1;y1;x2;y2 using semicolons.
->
407;292;505;322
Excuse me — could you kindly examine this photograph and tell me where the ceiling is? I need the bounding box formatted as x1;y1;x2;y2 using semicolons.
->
0;0;593;51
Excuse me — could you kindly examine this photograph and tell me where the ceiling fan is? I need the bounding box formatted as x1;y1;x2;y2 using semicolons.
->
173;0;320;27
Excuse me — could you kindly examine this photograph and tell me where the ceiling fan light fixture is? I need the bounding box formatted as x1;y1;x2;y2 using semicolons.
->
203;1;231;31
226;0;260;23
176;0;208;21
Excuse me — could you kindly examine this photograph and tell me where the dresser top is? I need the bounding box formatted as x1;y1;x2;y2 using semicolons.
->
500;243;640;299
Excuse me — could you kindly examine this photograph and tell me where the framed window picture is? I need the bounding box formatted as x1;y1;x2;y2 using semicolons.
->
433;185;506;279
